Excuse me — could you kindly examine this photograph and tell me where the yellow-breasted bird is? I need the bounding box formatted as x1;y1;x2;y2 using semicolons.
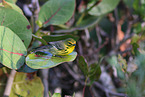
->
34;38;76;56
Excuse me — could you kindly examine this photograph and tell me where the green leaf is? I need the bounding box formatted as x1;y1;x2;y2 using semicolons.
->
133;0;145;17
42;34;79;42
37;0;75;27
49;92;52;97
123;0;134;8
1;1;23;14
5;0;17;4
133;23;142;34
133;0;140;11
88;63;101;83
107;56;118;68
0;26;27;69
78;56;88;76
135;54;145;85
0;7;32;48
17;64;38;73
107;56;125;79
26;51;77;69
132;43;140;55
88;0;120;16
127;80;141;97
76;15;104;29
52;93;61;97
10;72;44;97
131;34;140;44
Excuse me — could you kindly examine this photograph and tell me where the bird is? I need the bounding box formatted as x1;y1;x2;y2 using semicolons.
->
34;38;76;56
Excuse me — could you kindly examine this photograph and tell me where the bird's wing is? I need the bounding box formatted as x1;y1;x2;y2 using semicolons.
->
32;45;51;52
49;41;66;50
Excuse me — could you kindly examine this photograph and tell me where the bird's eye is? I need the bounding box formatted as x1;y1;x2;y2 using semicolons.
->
68;42;72;45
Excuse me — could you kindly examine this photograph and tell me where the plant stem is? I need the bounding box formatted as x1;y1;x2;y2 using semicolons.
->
83;77;88;97
40;69;49;97
3;70;16;97
31;0;40;33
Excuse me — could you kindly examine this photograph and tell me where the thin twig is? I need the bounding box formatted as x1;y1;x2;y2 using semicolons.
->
96;26;102;46
114;8;119;46
3;70;16;97
83;85;86;97
125;21;132;39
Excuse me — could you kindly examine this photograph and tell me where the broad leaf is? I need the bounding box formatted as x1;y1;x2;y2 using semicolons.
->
88;63;101;83
5;0;17;4
107;56;125;79
10;72;44;97
88;0;120;16
37;0;75;27
1;1;23;14
26;51;77;69
0;7;32;48
76;15;103;29
42;34;79;42
78;56;88;76
17;64;38;73
123;0;134;8
0;26;27;69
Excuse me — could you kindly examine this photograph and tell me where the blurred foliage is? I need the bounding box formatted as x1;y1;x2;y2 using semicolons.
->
10;72;44;97
127;54;145;97
78;56;101;85
0;0;145;97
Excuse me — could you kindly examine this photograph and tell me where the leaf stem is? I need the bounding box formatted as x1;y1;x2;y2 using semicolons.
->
83;77;88;97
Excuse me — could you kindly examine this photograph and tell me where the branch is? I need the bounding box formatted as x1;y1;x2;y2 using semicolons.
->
31;0;40;33
3;70;16;97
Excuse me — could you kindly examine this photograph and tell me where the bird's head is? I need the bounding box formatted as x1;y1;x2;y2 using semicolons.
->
64;38;76;47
